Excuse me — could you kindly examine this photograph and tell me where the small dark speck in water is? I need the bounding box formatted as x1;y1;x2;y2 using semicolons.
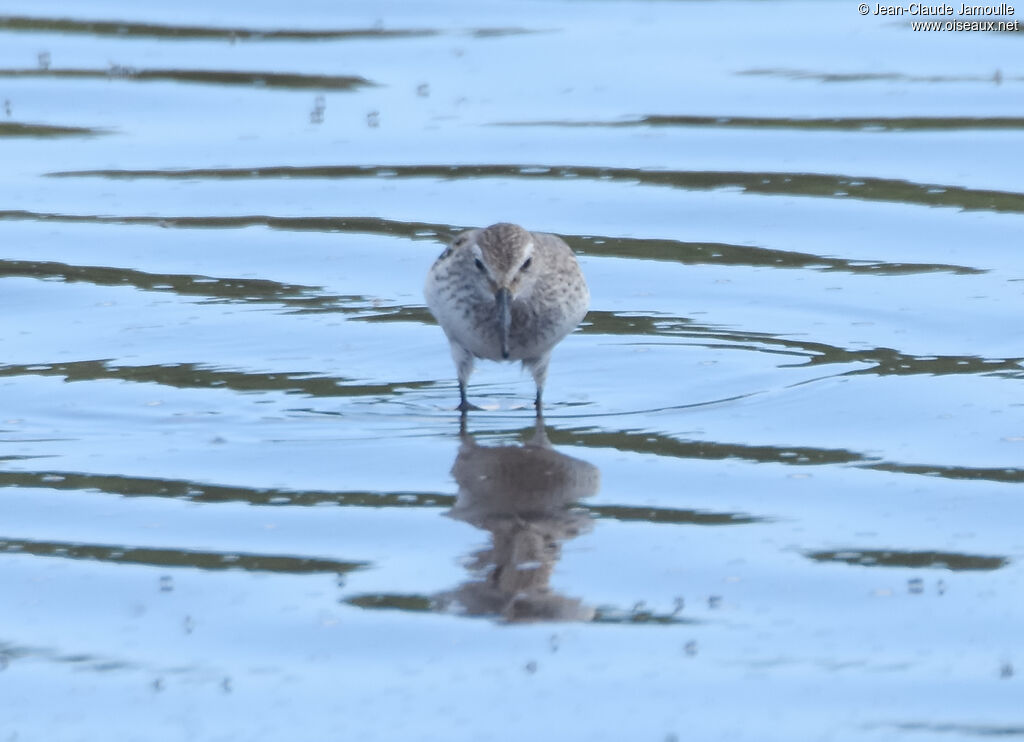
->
416;83;430;97
37;51;51;70
671;597;685;615
367;110;380;128
310;95;325;124
183;615;195;634
152;677;164;692
159;575;173;592
549;635;559;653
937;580;947;595
1000;662;1014;679
708;595;722;609
3;99;10;117
908;578;924;594
524;661;538;674
222;677;233;693
684;641;698;657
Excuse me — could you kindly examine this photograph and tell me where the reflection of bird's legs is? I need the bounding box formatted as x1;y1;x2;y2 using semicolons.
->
527;411;550;448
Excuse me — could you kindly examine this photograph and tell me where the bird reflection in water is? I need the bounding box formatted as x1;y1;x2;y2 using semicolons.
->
435;415;600;623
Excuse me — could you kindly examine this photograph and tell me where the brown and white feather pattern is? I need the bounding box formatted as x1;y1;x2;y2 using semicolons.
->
424;222;589;408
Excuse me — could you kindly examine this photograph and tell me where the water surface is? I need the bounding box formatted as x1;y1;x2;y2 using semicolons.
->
1;1;1023;739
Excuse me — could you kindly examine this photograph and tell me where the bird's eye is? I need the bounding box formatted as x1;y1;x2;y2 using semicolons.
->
474;258;486;273
520;257;532;272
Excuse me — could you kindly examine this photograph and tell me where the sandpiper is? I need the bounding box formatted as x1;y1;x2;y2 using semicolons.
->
425;222;589;411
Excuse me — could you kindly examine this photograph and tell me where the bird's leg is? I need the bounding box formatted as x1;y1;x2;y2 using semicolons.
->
451;342;480;412
525;354;551;413
457;381;480;412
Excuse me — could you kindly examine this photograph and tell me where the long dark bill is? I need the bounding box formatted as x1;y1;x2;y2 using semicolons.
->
495;287;512;359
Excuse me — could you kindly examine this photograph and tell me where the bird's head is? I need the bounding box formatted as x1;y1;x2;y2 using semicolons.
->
464;223;537;359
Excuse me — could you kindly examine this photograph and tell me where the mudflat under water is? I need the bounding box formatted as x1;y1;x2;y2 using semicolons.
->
1;1;1023;739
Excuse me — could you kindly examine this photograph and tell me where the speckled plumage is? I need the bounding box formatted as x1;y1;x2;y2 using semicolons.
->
425;222;589;411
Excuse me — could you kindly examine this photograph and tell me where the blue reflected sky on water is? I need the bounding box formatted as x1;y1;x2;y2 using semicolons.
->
1;1;1023;739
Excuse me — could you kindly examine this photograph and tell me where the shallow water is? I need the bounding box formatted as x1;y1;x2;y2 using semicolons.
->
2;1;1023;739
